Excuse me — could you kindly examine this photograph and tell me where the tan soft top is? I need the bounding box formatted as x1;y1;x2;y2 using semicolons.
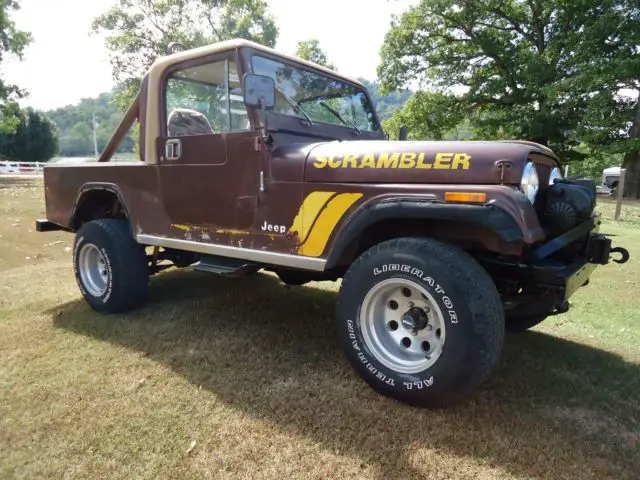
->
99;39;367;164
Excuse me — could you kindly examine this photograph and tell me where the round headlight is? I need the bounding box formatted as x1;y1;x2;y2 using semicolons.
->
520;161;539;204
549;166;562;185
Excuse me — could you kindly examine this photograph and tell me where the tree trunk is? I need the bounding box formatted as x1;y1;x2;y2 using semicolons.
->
623;151;640;198
623;98;640;198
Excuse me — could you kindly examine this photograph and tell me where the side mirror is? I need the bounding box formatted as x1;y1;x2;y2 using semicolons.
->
242;73;276;110
399;125;408;141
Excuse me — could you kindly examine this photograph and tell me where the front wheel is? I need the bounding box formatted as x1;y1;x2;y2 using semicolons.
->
336;237;504;408
74;219;149;313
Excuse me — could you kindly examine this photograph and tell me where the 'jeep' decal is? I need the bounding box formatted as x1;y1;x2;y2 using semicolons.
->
312;152;471;170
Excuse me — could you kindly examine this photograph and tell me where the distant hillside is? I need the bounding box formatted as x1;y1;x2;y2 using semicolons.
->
47;93;135;157
359;79;411;121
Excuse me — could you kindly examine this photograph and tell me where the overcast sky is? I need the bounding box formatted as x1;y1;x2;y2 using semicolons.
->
4;0;417;111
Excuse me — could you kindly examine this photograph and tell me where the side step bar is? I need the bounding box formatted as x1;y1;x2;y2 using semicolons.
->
192;254;259;277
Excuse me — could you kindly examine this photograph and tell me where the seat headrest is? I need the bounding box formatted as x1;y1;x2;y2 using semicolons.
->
167;108;214;137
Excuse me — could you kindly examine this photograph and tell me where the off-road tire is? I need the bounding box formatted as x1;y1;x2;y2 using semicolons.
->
336;237;504;408
505;315;548;333
73;219;149;313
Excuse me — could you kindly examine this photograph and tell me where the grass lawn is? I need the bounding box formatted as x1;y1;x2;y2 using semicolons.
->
1;177;638;479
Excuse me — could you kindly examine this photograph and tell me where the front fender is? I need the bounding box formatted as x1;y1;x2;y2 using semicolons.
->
324;197;541;270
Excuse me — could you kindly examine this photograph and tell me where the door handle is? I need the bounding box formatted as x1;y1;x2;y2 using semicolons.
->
165;139;182;161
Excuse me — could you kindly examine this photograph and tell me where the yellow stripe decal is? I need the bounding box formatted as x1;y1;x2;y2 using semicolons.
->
289;191;336;244
299;193;363;257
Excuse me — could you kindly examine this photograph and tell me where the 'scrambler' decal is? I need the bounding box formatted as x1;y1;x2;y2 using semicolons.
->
289;191;363;257
312;152;471;170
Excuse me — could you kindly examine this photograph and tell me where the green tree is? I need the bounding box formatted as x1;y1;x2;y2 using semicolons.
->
93;0;278;109
382;92;469;140
47;91;136;157
295;39;336;70
0;108;58;162
568;146;623;181
378;0;639;173
0;0;31;133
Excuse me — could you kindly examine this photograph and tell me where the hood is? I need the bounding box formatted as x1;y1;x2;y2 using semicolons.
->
301;140;556;184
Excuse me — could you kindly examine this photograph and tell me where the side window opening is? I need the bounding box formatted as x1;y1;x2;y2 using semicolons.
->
165;59;250;137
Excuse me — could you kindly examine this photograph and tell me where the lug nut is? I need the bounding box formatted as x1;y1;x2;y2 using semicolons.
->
426;325;433;331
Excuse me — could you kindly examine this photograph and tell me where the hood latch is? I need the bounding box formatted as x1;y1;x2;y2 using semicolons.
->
495;160;512;184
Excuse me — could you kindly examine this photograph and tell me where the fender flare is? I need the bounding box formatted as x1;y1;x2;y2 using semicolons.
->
70;183;132;233
324;199;527;270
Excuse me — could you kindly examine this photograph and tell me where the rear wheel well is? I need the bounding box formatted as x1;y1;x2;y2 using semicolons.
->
328;218;520;272
72;189;127;231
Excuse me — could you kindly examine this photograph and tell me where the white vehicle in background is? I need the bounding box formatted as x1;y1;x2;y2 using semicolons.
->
0;161;20;174
602;166;622;196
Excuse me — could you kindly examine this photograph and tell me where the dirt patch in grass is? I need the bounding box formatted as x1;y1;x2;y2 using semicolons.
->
1;177;639;479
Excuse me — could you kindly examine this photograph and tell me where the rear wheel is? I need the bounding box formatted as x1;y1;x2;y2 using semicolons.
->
336;237;504;408
74;219;149;313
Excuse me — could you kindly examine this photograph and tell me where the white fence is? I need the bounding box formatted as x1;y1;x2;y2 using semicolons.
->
0;161;45;176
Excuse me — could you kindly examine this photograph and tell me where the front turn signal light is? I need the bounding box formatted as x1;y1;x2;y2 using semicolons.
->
444;192;488;203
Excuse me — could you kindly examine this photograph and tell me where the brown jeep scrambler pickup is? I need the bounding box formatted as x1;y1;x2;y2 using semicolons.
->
37;39;630;408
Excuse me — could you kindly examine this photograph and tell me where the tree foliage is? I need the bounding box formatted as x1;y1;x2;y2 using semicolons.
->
569;146;623;181
379;0;640;163
0;108;58;162
93;0;278;109
0;0;31;133
295;39;336;70
47;92;136;157
382;91;472;140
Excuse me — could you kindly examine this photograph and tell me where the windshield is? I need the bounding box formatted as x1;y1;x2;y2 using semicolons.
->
251;55;381;133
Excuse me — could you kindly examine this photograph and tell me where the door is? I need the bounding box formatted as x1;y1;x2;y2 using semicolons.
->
157;52;260;235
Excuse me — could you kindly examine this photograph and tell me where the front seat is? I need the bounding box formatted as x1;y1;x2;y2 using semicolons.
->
167;108;214;137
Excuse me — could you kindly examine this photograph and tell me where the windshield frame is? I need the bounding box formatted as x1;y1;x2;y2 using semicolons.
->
246;50;383;134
